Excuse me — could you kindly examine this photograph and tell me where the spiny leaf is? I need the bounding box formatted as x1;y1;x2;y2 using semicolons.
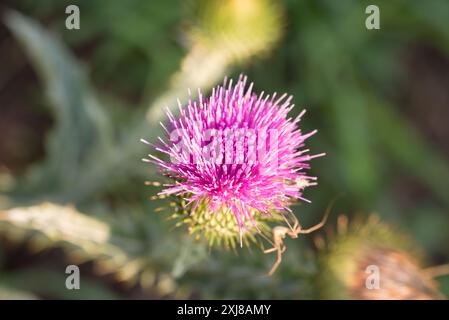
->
4;11;114;199
0;285;38;300
0;202;123;262
0;202;178;296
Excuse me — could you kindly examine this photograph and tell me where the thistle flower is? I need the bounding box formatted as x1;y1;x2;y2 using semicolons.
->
190;0;283;63
143;76;323;247
316;215;445;300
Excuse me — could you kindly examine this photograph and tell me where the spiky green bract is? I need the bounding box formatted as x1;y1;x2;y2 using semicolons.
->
168;196;282;250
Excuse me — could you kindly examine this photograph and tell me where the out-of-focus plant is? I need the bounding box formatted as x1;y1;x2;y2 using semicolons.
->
317;215;446;300
0;286;37;300
146;0;283;120
0;202;179;297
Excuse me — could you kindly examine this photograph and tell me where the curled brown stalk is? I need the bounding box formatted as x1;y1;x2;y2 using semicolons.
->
264;197;339;276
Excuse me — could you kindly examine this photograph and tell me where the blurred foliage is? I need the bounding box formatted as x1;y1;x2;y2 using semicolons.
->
318;215;444;299
0;0;448;299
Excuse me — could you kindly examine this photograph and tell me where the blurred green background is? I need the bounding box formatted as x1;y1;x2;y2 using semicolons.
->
0;0;448;299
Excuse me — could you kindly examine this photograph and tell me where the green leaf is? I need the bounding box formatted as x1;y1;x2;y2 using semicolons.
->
0;269;118;300
4;11;114;199
0;285;38;300
0;202;144;283
0;202;181;296
0;202;126;265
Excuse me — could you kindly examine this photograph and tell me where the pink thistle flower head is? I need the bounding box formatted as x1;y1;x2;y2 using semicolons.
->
143;75;324;246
